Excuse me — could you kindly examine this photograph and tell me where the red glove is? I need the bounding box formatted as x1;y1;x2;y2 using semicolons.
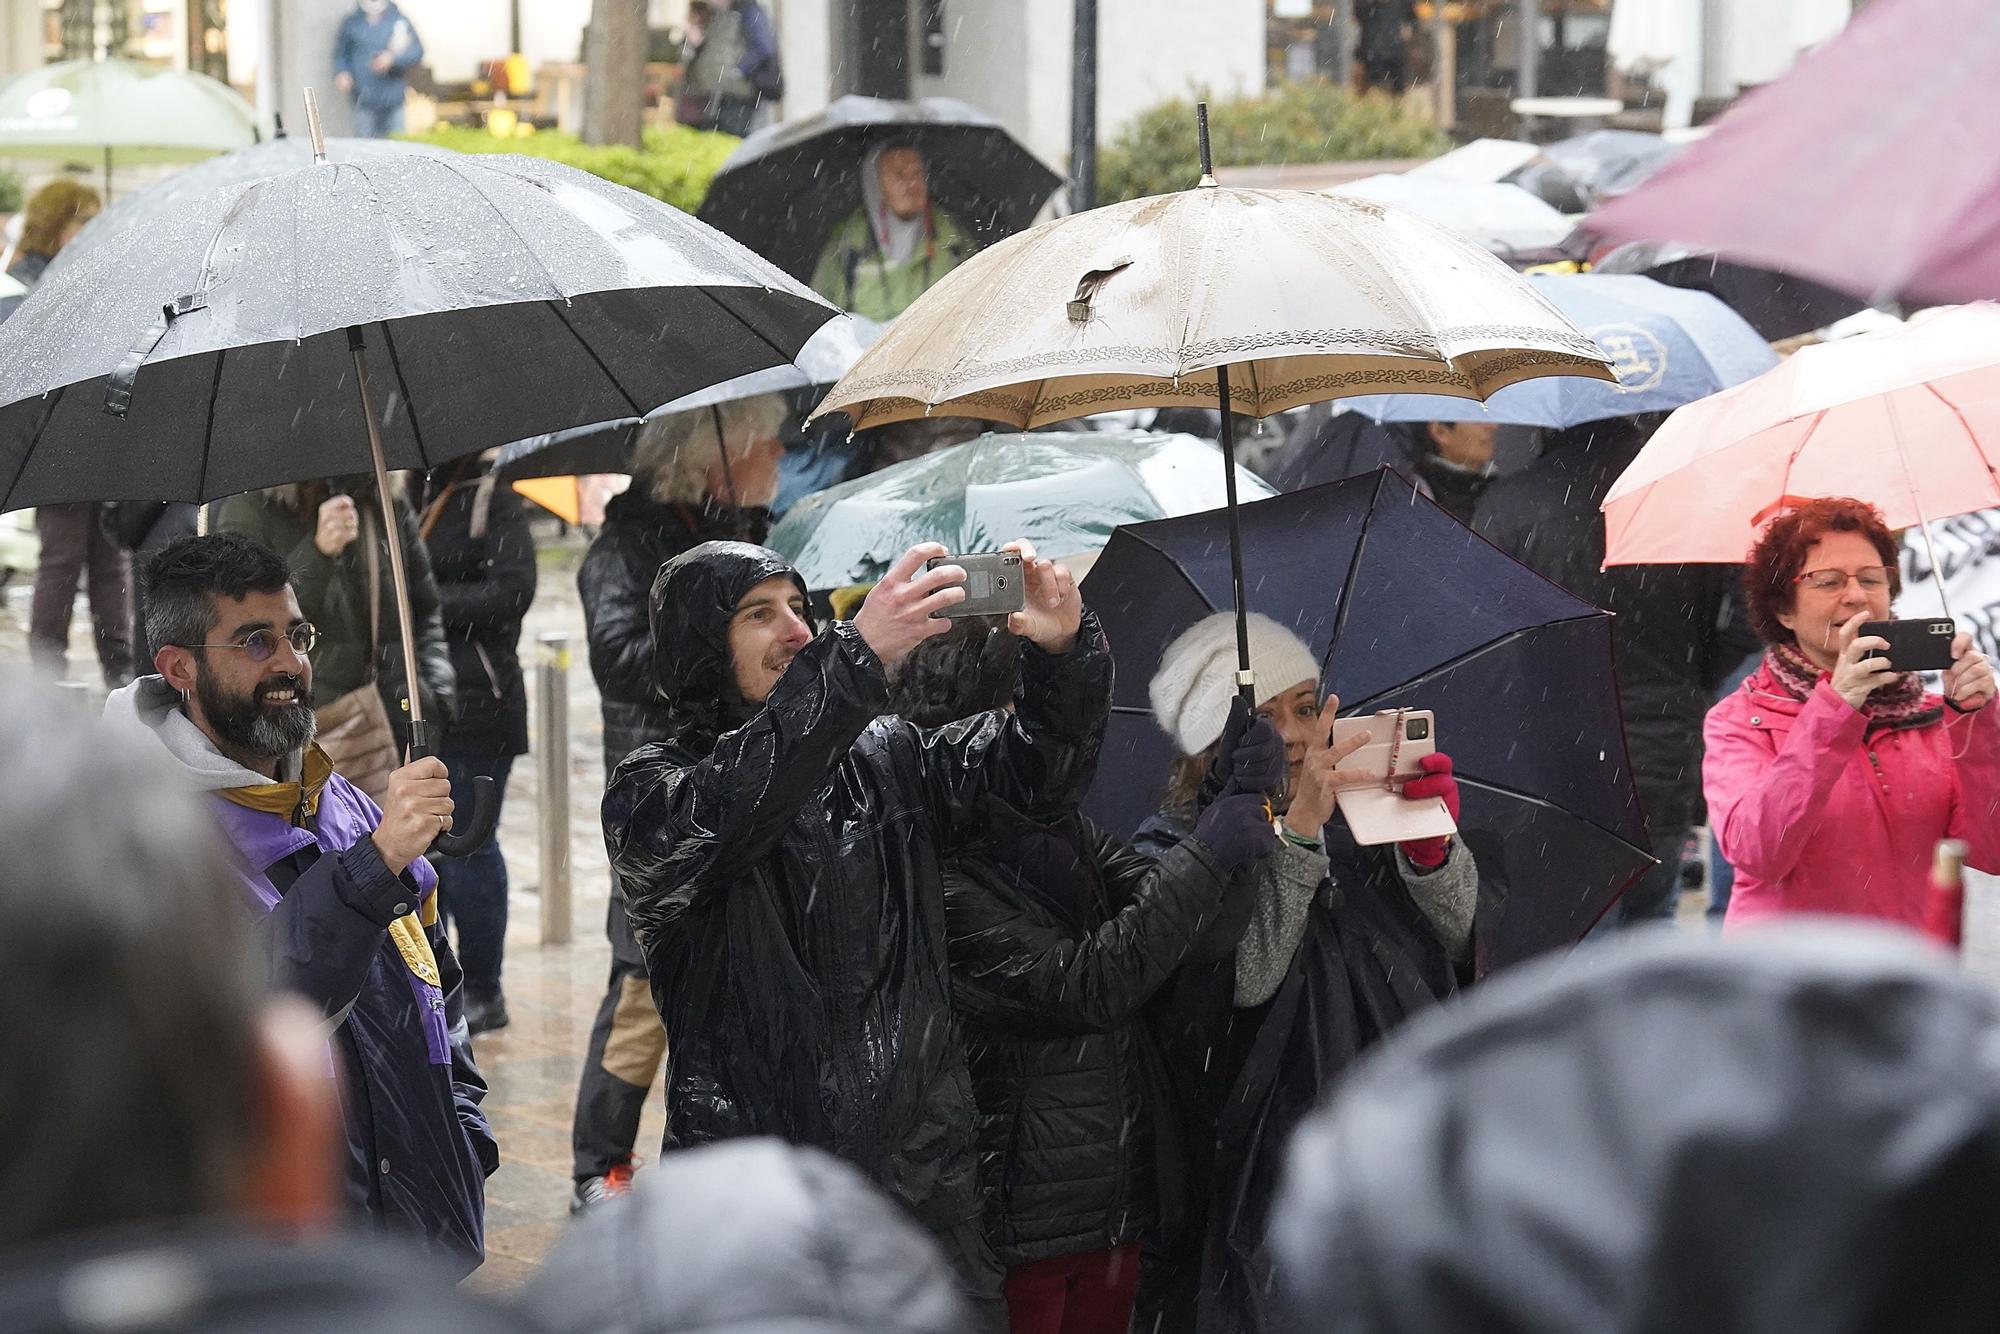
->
1399;752;1460;869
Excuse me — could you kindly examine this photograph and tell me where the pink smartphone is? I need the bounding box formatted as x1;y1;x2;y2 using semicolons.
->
1326;709;1457;847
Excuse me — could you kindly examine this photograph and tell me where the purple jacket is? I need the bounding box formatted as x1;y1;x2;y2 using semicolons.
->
213;774;494;1277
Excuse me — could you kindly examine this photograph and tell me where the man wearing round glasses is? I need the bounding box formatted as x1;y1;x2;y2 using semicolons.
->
104;533;496;1277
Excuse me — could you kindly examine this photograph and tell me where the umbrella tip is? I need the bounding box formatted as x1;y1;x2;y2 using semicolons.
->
1195;101;1216;187
303;88;327;163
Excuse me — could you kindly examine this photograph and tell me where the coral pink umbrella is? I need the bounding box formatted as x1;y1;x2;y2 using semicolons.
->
1601;304;2000;595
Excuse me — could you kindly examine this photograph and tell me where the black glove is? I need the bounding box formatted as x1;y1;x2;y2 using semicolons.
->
1199;696;1256;806
1199;698;1287;811
1193;792;1280;869
1226;718;1285;801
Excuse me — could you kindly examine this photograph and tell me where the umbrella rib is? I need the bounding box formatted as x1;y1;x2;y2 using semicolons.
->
1320;470;1388;686
0;385;67;512
376;320;431;468
695;285;812;376
1453;772;1655;860
543;300;646;418
1922;380;2000;498
196;346;224;500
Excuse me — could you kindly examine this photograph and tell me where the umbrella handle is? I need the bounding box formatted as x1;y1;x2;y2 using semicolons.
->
411;719;500;858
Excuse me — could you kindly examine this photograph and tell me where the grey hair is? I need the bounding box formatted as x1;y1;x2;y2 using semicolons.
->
0;679;265;1247
632;393;791;506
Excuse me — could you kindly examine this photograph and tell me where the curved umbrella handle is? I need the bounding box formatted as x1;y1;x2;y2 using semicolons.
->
409;720;498;859
432;775;499;859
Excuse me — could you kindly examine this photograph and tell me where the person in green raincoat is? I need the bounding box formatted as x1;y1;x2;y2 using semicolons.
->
810;141;974;322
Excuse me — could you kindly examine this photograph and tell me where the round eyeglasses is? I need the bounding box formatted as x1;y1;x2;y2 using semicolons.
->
182;623;320;662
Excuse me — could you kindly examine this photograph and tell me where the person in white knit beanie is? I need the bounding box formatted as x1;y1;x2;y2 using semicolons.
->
1128;608;1486;1334
1147;611;1323;758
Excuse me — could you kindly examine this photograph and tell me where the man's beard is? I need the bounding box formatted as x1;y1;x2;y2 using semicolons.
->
195;669;318;762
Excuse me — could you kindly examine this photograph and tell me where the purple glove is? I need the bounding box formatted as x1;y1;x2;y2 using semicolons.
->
1193;791;1280;869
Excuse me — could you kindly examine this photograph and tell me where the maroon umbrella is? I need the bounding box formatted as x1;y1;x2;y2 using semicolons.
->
1588;0;2000;307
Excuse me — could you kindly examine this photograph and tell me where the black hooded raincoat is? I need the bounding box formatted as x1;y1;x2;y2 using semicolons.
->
602;542;1114;1264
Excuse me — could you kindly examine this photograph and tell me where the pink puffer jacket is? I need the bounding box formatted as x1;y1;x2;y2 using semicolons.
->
1705;661;2000;927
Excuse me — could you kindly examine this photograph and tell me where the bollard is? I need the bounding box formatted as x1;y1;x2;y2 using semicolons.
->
536;631;573;945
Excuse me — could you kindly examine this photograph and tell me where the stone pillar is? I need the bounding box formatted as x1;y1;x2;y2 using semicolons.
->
274;0;357;136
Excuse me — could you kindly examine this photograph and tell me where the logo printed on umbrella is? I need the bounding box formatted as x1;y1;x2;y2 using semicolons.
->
1592;323;1669;393
22;87;73;121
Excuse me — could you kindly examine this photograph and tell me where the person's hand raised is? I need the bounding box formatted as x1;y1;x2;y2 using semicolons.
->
1283;696;1370;841
1829;612;1898;712
1002;539;1082;654
1945;632;1996;712
315;495;361;559
853;543;963;670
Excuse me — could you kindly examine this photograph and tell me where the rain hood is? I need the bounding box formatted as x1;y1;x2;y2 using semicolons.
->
1272;923;2000;1334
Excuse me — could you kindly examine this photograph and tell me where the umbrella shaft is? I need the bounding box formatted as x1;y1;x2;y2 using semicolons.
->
1216;362;1255;706
349;330;428;732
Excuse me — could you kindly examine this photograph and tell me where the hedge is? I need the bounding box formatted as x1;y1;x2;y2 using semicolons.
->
403;122;739;215
1099;81;1449;203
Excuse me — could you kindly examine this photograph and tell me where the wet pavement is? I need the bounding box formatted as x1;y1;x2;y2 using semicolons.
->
4;530;653;1293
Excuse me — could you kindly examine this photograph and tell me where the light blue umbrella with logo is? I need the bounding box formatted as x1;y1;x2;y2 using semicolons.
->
1338;273;1777;429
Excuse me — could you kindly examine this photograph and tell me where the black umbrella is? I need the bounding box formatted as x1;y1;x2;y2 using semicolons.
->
1543;129;1681;203
1591;240;1864;341
0;99;836;852
1080;468;1653;966
697;94;1062;281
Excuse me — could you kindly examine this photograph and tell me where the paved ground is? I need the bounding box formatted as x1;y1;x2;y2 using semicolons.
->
3;531;652;1294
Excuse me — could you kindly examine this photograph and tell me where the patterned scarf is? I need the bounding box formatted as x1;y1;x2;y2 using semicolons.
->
1767;642;1939;736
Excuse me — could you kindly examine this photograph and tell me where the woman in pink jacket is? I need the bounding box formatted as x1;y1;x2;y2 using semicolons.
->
1705;498;2000;927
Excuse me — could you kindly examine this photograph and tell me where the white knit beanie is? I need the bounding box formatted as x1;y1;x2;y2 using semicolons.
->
1148;611;1320;756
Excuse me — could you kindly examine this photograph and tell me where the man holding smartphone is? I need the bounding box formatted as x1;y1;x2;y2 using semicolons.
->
602;537;1109;1324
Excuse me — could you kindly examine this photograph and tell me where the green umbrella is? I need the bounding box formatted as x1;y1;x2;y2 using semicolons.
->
768;430;1277;591
0;58;257;191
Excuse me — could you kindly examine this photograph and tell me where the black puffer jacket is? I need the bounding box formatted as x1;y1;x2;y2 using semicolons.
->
419;467;536;757
602;542;1112;1249
1473;420;1760;824
945;801;1233;1266
578;490;770;777
519;1139;971;1334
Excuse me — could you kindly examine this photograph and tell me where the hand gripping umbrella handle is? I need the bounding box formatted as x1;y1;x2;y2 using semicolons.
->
411;719;499;858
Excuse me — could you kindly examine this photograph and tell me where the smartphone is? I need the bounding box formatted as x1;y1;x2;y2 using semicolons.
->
1859;618;1957;673
925;551;1026;619
1325;708;1457;847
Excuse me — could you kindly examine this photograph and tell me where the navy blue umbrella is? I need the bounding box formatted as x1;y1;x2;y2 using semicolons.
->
1590;241;1863;342
1337;273;1776;429
1080;468;1653;966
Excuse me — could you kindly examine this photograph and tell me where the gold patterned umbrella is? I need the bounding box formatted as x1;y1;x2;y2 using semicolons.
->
815;108;1613;697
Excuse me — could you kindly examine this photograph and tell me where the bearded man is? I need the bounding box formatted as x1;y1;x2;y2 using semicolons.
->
104;533;497;1276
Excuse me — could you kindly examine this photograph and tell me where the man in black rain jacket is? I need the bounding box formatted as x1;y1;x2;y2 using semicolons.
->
602;537;1111;1322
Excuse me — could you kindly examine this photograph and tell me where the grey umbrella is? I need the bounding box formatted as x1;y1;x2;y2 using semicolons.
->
0;99;837;851
492;314;881;482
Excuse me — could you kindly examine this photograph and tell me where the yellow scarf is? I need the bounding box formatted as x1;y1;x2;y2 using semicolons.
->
212;743;336;821
216;744;441;986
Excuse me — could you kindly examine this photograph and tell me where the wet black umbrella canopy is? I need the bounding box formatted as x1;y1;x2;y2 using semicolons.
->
698;94;1062;281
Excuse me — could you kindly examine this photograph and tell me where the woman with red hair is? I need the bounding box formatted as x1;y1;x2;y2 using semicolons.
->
1705;497;2000;926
